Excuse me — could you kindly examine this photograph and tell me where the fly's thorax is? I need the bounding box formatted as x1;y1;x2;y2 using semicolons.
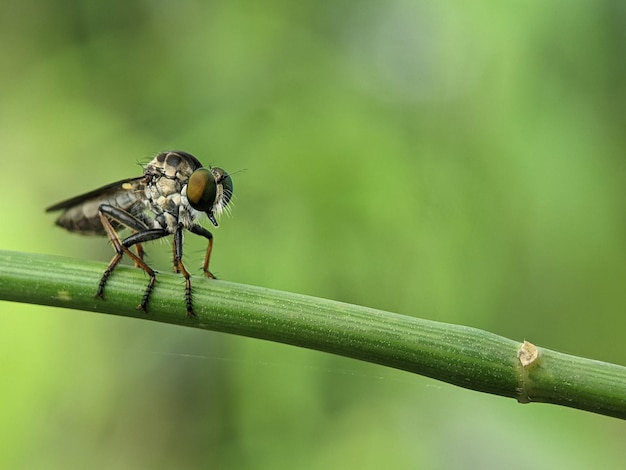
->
149;151;201;180
142;152;200;224
144;181;186;232
150;193;202;232
152;176;182;202
143;168;205;232
145;151;200;195
154;211;182;233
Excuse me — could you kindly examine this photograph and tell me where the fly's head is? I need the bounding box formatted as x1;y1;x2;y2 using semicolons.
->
185;166;234;227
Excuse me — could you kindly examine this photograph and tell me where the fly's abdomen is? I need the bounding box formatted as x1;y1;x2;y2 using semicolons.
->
54;199;107;235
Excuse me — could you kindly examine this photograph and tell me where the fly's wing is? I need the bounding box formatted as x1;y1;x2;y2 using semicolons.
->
46;177;146;236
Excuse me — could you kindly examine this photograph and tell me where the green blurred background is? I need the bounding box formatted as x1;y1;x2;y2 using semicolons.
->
1;1;626;468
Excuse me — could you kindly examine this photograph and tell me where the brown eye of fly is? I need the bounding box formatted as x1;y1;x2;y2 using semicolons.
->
186;168;217;212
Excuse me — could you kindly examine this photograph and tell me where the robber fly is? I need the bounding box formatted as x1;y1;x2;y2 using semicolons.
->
46;150;233;317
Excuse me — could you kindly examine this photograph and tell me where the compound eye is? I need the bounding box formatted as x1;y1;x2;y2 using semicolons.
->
187;168;217;212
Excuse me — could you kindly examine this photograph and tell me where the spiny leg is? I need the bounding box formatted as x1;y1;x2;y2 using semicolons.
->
203;237;216;280
122;228;171;311
174;224;195;317
133;242;145;267
96;250;123;300
97;211;155;305
130;211;154;266
98;205;163;311
172;239;180;273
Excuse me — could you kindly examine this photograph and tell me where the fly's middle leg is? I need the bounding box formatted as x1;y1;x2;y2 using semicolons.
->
174;224;195;317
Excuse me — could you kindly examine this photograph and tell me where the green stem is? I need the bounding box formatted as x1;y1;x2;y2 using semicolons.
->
1;250;625;419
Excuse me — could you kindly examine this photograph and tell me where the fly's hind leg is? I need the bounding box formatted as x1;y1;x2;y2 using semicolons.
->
97;205;166;312
96;209;149;300
133;242;145;267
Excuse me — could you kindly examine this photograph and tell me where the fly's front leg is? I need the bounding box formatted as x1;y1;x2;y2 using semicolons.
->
189;224;216;279
173;224;195;317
